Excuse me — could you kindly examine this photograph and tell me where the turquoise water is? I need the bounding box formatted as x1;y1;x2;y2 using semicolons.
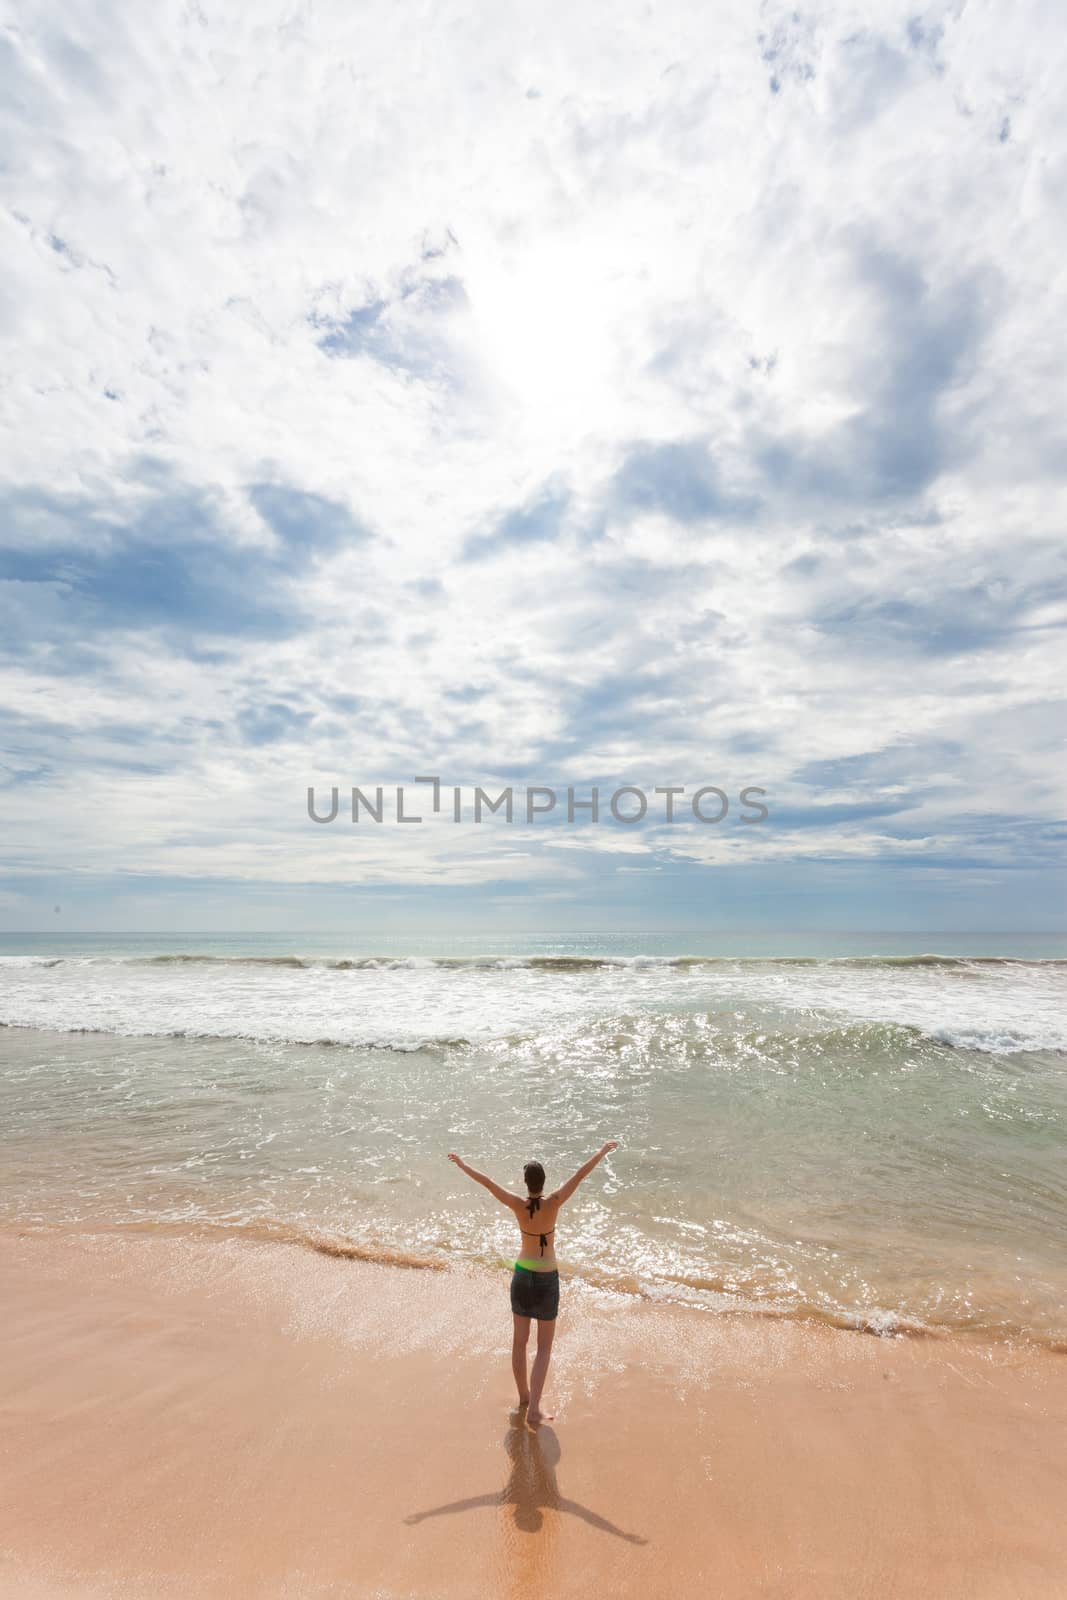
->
1;932;1064;1344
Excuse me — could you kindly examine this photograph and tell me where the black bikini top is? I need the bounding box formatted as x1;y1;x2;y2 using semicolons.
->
521;1193;554;1256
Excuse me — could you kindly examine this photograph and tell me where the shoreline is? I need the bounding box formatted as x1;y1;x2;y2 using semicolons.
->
6;1215;1064;1351
2;1226;1066;1598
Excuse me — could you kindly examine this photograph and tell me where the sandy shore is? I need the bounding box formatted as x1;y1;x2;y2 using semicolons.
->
1;1227;1065;1599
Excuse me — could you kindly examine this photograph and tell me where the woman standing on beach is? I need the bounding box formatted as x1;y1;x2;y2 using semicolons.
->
448;1142;618;1425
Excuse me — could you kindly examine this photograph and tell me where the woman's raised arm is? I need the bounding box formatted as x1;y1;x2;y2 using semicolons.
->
447;1152;521;1207
553;1140;618;1205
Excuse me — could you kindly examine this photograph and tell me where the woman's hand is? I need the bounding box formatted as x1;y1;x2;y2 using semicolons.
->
447;1152;466;1169
601;1140;618;1154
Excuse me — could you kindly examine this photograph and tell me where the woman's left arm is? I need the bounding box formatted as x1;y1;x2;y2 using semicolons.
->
447;1152;521;1207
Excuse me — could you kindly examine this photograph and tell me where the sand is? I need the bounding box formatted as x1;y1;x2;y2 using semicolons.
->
1;1226;1065;1599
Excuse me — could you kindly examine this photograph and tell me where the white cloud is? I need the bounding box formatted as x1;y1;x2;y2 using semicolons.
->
1;0;1065;926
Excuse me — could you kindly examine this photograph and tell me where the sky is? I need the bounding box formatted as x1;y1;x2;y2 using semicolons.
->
1;0;1065;935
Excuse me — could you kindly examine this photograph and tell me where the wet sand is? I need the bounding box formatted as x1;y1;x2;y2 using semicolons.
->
1;1227;1065;1599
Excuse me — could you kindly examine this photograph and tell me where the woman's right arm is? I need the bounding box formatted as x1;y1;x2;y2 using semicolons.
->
553;1141;618;1204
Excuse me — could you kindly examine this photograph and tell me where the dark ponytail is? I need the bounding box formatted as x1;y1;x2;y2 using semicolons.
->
523;1160;546;1218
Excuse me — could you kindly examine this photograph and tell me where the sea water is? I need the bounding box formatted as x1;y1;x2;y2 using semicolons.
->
1;930;1064;1344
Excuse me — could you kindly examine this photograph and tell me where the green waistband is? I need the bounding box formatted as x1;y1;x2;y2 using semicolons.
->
514;1259;557;1272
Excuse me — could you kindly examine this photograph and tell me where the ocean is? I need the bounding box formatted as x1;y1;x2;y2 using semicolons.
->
2;930;1065;1346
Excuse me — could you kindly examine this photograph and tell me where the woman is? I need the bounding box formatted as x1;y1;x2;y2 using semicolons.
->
447;1141;618;1424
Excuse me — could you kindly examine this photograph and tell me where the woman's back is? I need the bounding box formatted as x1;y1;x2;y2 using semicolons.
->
514;1190;563;1268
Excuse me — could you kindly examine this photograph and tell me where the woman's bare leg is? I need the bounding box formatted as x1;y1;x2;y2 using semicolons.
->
511;1314;531;1405
527;1319;556;1423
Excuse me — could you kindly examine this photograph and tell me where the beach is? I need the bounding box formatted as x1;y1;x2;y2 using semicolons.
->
2;935;1066;1594
6;0;1066;1587
2;1224;1066;1599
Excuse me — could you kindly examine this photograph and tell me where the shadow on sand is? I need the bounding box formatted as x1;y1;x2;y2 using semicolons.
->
405;1410;648;1543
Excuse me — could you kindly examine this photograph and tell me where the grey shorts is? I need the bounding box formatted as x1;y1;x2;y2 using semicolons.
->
510;1266;560;1321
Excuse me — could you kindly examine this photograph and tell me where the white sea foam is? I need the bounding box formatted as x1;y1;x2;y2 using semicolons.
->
0;948;1063;1054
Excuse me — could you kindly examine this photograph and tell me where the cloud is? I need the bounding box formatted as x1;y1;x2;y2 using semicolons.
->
754;240;992;506
461;485;571;560
236;700;315;746
0;0;1064;930
313;267;468;381
0;471;367;658
611;440;759;523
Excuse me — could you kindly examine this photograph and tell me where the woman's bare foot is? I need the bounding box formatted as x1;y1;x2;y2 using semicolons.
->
526;1405;555;1425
